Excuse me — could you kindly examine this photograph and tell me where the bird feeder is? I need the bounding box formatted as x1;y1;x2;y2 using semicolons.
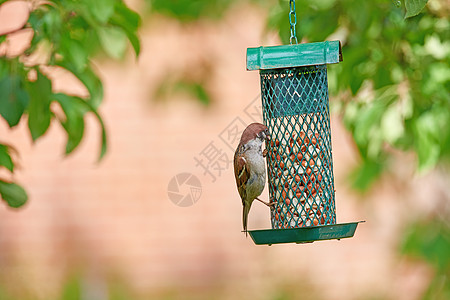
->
246;41;362;245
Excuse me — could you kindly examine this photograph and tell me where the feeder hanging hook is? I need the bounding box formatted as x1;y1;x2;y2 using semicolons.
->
289;0;298;44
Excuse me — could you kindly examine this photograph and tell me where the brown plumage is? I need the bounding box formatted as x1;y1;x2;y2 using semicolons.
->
234;123;273;235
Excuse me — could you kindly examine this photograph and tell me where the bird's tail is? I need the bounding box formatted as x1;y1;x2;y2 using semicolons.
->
242;204;251;237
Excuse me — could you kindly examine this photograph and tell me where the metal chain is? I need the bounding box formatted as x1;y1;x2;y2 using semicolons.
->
289;0;298;44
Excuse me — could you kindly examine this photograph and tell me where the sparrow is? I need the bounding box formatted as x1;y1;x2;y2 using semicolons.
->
234;122;273;235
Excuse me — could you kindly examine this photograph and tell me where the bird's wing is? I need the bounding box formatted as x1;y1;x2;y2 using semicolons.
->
234;147;250;205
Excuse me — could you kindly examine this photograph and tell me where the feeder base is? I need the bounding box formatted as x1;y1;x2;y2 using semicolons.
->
248;221;364;245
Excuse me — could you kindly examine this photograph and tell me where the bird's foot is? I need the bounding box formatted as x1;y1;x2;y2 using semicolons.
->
256;197;276;207
262;149;268;158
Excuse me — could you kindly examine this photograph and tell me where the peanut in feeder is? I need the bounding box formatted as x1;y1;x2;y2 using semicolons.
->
245;1;362;246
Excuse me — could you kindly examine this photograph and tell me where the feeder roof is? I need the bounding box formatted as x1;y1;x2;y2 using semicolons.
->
246;40;342;71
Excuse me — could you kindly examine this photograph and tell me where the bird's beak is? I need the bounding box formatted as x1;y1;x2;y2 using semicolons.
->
265;130;270;141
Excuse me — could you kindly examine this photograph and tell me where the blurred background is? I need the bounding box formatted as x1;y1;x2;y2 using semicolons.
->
0;0;449;299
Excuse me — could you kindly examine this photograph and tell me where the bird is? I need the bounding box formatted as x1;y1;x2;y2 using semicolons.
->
234;122;274;235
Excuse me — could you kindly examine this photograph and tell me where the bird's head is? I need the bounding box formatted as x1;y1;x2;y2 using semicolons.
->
239;123;270;145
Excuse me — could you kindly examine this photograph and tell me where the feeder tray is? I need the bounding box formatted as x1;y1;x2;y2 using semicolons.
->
246;41;362;245
249;221;365;245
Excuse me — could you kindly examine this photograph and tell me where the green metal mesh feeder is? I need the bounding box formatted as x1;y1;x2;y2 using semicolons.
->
246;41;362;245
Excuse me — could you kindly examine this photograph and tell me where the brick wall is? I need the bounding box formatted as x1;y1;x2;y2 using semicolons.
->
0;2;437;299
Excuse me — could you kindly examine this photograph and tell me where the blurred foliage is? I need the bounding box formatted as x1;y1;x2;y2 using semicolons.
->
146;0;450;190
0;0;140;208
269;2;449;298
401;217;450;299
155;78;211;106
60;275;82;300
145;1;449;298
152;58;214;106
145;0;272;22
265;0;449;190
146;0;233;22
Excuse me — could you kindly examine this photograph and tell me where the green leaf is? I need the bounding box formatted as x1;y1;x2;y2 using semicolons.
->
53;93;86;155
0;75;30;127
155;78;212;106
0;180;28;208
405;0;428;18
25;11;45;55
0;144;14;172
90;0;116;24
66;96;107;161
381;102;404;145
27;71;53;141
110;1;141;56
41;5;63;38
414;111;441;172
299;8;339;42
123;30;140;57
373;64;394;89
97;26;128;59
266;3;290;45
349;159;384;191
85;102;107;161
339;46;368;95
175;81;211;106
99;118;107;161
192;83;210;106
54;92;106;160
401;219;450;272
58;63;103;109
61;35;89;72
353;102;384;147
350;76;364;96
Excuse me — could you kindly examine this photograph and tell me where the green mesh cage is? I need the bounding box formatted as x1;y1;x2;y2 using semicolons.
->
262;65;336;229
246;41;362;245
